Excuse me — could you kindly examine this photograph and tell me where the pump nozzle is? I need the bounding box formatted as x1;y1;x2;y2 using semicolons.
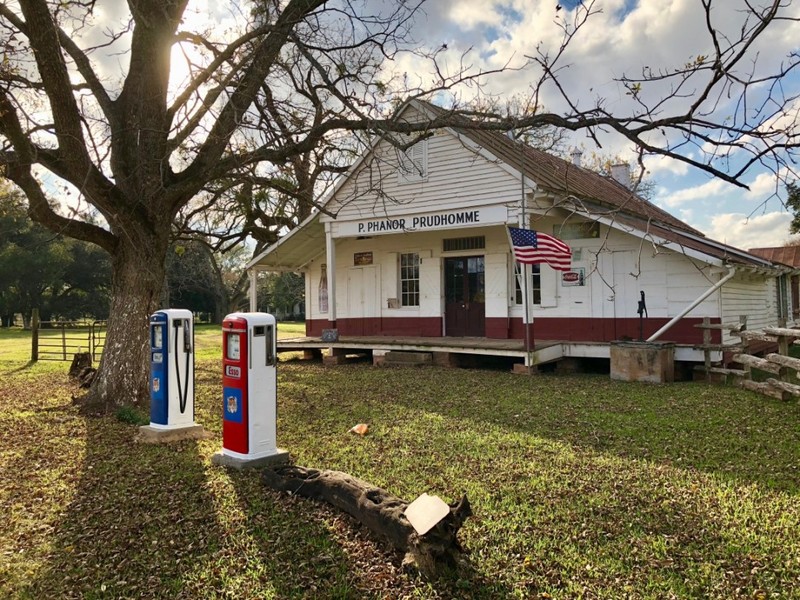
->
183;319;192;353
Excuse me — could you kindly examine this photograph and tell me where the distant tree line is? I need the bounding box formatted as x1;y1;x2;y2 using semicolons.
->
0;186;111;327
2;184;304;326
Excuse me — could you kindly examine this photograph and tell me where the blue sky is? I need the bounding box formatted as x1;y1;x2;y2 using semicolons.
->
396;0;800;250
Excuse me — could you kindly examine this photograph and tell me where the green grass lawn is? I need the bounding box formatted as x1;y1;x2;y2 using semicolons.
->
0;326;799;599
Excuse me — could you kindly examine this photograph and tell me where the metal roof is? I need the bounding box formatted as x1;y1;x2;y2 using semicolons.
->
749;246;800;268
246;211;324;271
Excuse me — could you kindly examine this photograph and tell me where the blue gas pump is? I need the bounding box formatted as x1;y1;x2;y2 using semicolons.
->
150;312;169;424
146;309;197;431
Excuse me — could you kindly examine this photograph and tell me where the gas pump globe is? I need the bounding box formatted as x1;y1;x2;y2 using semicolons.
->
211;312;289;469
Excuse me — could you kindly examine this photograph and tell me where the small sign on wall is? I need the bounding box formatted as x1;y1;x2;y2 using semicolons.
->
555;222;600;240
562;267;585;287
354;251;373;265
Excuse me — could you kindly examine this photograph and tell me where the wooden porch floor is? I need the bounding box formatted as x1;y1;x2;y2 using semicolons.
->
277;335;563;360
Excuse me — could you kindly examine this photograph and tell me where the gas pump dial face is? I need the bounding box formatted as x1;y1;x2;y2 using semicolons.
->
227;333;240;360
153;325;163;349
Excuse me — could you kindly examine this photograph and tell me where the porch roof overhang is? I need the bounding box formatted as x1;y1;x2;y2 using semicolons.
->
246;212;325;272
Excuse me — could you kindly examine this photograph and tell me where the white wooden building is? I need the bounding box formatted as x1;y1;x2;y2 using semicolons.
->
247;99;794;365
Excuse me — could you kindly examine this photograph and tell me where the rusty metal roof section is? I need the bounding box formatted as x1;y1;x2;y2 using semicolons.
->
416;100;701;235
412;100;787;270
572;198;778;269
749;246;800;267
469;127;703;234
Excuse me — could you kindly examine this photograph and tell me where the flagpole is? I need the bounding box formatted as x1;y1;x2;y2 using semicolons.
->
518;133;533;363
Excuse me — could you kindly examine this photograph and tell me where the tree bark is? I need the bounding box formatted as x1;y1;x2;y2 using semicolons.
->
262;465;472;577
86;237;167;408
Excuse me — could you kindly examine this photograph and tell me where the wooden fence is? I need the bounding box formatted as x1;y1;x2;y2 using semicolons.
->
696;316;800;401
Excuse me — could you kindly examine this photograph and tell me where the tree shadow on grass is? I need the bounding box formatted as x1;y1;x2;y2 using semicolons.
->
1;360;38;374
22;409;425;599
24;415;225;599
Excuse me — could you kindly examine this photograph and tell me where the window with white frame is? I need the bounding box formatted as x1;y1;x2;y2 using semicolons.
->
397;138;428;183
400;252;420;306
513;262;541;305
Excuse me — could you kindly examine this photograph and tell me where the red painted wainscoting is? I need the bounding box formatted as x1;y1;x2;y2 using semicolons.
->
489;316;721;345
306;317;442;337
308;316;719;344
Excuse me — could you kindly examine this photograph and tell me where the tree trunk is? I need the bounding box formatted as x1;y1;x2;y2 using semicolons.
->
86;239;166;408
262;465;472;577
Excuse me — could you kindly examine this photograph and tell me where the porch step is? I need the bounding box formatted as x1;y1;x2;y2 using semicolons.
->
382;351;433;367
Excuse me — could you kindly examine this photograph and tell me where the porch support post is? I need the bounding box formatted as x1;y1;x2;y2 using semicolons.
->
249;269;258;312
325;222;337;327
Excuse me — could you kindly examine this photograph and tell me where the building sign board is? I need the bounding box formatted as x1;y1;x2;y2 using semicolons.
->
555;222;600;240
332;205;508;238
354;251;373;265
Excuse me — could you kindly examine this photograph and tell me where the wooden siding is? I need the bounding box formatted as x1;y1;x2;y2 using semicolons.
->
324;126;524;222
307;316;712;344
302;155;781;347
305;220;728;328
721;274;779;344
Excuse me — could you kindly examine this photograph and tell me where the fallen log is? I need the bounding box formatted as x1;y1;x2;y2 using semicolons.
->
262;465;471;576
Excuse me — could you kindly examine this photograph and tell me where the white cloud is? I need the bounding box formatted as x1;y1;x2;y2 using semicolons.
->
447;1;504;30
644;154;690;178
701;211;793;250
745;172;783;199
661;179;733;207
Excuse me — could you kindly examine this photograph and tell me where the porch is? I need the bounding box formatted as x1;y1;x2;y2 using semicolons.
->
280;335;568;368
277;334;713;370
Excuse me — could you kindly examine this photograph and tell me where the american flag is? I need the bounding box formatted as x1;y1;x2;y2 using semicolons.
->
507;226;572;271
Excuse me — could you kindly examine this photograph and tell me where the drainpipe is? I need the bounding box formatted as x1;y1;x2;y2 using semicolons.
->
646;265;737;342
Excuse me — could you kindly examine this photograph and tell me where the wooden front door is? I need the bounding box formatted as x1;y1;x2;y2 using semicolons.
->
444;256;485;336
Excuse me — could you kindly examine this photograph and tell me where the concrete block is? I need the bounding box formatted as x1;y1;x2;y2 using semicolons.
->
512;363;538;375
211;449;290;470
432;352;459;368
137;424;210;444
384;351;432;366
610;341;675;383
323;354;347;366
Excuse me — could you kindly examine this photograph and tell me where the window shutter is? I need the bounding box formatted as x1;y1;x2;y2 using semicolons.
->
397;138;428;183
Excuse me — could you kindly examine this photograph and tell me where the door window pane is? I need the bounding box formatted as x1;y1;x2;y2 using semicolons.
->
445;259;465;303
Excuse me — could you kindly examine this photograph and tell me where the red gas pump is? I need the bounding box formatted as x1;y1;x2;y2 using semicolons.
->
212;312;289;469
221;316;249;454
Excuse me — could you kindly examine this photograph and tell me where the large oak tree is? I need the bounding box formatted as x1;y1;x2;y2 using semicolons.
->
0;0;798;407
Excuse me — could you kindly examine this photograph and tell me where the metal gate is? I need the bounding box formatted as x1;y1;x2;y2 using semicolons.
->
32;320;107;362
